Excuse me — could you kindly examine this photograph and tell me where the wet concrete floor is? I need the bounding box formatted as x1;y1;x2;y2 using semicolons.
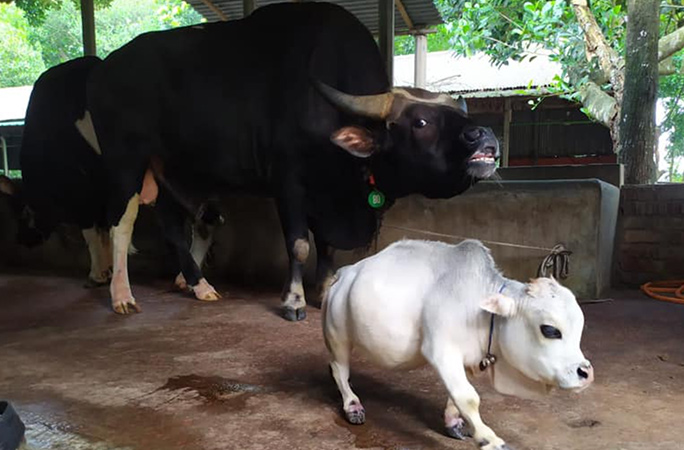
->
1;272;684;450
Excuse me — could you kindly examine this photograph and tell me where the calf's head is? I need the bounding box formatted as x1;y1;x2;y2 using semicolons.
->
481;277;593;397
0;175;44;247
317;83;499;199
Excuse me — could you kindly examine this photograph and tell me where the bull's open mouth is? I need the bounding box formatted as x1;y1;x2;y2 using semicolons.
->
468;151;497;165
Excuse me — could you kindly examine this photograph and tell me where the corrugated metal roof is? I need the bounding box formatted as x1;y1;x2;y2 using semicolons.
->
186;0;443;35
393;50;562;96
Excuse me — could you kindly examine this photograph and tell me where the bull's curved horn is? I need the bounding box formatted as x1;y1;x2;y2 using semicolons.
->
314;80;394;120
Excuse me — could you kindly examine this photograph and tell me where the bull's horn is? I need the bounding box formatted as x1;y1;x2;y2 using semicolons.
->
314;80;394;120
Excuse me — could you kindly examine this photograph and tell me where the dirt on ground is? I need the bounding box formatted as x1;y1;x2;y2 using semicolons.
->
1;273;683;450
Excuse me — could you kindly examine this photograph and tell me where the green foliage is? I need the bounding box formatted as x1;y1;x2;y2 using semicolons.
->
395;24;453;56
14;0;113;27
0;3;45;87
1;0;203;87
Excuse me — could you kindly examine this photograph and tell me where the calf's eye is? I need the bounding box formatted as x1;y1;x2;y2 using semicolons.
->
540;325;562;339
413;118;428;129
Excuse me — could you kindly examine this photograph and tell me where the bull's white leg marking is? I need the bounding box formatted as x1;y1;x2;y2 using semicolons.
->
174;223;221;300
82;228;109;285
283;238;309;310
174;272;189;291
425;345;505;449
192;278;221;301
283;279;306;309
292;238;309;264
110;194;141;315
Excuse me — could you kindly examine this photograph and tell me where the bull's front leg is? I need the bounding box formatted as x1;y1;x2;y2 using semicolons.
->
423;344;510;450
275;180;309;322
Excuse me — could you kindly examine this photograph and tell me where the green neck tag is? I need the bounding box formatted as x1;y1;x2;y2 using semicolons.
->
368;189;386;209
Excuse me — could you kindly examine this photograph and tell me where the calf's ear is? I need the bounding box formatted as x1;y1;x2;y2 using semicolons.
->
480;293;517;317
331;126;376;158
526;277;559;299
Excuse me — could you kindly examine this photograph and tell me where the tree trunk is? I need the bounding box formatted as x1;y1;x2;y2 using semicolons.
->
618;0;659;184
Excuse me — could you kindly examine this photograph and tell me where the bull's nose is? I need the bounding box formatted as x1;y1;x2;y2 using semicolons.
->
463;126;483;142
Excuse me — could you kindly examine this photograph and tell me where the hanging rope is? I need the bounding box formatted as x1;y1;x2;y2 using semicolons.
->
537;244;572;279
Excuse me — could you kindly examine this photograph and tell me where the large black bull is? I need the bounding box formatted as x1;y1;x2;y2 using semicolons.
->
82;2;499;320
1;57;223;302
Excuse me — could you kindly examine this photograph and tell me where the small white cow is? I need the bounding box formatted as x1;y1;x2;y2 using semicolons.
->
322;239;593;450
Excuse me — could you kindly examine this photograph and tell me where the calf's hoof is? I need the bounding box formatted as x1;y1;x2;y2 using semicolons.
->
445;418;470;440
344;402;365;425
283;306;307;322
112;298;141;315
479;440;513;450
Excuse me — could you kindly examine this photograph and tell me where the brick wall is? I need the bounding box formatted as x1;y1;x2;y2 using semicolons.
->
615;184;684;286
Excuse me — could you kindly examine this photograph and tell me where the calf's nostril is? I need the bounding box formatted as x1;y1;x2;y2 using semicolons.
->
577;367;589;380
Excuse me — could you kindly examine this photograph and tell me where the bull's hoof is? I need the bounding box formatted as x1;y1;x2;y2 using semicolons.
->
192;278;221;301
174;273;189;291
344;402;365;425
283;306;307;322
112;299;141;315
445;418;470;440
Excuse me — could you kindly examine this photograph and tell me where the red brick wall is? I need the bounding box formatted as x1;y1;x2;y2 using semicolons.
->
615;184;684;286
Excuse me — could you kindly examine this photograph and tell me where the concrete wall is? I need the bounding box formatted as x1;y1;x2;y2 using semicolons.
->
0;179;619;300
614;184;684;286
498;163;623;187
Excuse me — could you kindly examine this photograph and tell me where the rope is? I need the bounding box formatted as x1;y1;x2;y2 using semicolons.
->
641;280;684;305
537;244;572;280
382;224;571;279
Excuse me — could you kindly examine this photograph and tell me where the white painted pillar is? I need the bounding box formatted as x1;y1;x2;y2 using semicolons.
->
414;32;427;88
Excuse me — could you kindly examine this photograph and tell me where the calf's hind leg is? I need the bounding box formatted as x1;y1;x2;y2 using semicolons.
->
444;397;470;440
324;327;365;424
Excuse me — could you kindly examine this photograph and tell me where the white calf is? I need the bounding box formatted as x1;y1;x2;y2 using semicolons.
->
322;239;593;450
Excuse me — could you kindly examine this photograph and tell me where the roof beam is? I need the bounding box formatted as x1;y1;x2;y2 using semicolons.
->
199;0;228;21
395;0;413;30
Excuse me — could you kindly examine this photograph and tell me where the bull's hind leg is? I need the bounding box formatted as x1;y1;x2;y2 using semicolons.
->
157;190;220;301
110;194;141;314
314;235;336;307
82;227;111;287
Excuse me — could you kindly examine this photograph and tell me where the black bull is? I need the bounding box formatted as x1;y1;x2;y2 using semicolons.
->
81;2;499;321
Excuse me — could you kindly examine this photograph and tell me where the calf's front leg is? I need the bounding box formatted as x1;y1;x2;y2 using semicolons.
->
423;344;510;450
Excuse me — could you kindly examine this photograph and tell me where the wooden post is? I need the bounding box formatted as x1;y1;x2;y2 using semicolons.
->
81;0;96;56
413;32;427;88
243;0;255;17
502;98;512;167
378;0;395;85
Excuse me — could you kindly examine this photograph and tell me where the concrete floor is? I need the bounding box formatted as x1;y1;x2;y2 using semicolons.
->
1;273;684;450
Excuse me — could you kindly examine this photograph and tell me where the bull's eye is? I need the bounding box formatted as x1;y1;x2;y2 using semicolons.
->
413;118;428;129
540;325;562;339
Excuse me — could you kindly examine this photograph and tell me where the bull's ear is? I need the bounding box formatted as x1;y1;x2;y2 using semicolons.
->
480;293;516;317
331;126;376;158
0;175;16;196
